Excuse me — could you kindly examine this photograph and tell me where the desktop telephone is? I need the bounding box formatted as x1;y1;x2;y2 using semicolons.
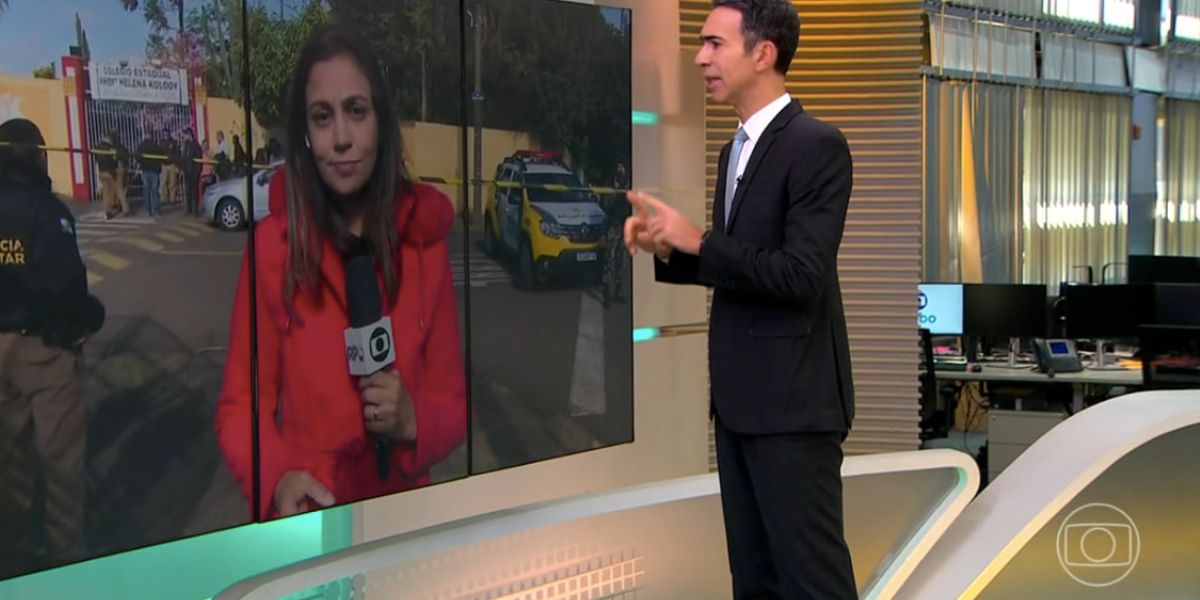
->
1033;338;1083;374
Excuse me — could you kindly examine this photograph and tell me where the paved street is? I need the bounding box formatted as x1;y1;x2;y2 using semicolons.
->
9;196;631;575
70;199;247;559
457;233;633;473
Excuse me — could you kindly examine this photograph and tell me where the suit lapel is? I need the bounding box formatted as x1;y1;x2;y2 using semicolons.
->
725;100;803;233
713;142;731;232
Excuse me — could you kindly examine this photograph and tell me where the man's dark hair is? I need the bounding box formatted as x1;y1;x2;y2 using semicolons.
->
712;0;800;75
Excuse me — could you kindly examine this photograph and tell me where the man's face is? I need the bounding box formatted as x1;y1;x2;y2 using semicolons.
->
694;7;761;105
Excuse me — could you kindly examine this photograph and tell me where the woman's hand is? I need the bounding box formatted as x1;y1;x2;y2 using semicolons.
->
274;470;335;517
360;369;417;444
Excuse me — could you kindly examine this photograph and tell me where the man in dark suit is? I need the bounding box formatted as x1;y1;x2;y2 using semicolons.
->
625;1;856;598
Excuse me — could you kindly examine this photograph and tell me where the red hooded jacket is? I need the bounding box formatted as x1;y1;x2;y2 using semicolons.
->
216;169;466;520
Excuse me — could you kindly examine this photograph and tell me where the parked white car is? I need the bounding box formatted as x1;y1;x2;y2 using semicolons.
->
203;162;282;230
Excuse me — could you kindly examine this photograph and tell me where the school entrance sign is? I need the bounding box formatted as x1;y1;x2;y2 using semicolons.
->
90;62;188;106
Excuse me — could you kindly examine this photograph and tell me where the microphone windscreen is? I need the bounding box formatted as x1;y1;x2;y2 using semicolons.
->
345;252;381;328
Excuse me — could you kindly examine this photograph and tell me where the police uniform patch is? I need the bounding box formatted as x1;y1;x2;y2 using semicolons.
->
0;237;26;266
60;217;75;235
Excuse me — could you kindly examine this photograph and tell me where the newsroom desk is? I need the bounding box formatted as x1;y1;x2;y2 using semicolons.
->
932;364;1142;384
927;365;1144;481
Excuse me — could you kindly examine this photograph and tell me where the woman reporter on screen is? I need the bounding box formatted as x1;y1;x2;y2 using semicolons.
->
216;24;466;520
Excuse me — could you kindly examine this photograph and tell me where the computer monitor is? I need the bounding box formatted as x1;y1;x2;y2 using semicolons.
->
1128;254;1200;284
1154;284;1200;327
1065;284;1156;340
1066;283;1156;370
962;284;1049;338
918;283;963;336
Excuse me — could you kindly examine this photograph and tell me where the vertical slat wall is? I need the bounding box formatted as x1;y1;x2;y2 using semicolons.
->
681;1;924;456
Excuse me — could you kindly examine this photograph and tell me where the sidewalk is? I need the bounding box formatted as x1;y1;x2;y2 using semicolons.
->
63;194;200;225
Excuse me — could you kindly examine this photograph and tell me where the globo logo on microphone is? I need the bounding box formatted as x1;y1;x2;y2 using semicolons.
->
370;327;391;363
345;317;396;376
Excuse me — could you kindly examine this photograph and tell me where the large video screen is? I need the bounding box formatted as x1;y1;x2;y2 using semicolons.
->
1;0;631;578
222;0;470;521
467;0;633;473
0;0;250;578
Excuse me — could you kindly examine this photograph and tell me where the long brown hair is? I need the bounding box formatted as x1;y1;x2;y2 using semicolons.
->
283;23;413;306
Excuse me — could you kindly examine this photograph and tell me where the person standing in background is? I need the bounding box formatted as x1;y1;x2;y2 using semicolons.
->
111;129;131;216
136;132;163;217
94;133;120;219
214;130;231;180
0;118;105;569
180;129;202;217
161;131;181;208
200;139;216;200
603;162;631;305
624;1;857;598
215;130;228;161
267;137;283;164
254;146;268;173
231;134;248;178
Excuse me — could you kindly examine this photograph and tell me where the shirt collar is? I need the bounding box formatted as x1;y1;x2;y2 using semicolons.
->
738;93;792;144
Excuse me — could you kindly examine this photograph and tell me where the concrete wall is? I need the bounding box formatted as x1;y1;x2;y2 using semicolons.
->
203;96;267;157
0;74;74;197
400;121;538;213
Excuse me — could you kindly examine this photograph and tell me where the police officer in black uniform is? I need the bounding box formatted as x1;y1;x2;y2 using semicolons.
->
602;163;632;305
0;118;104;572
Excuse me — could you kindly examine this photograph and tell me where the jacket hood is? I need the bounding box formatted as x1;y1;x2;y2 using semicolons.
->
266;167;453;246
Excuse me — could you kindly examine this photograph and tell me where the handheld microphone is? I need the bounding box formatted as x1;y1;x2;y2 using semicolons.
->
344;249;397;481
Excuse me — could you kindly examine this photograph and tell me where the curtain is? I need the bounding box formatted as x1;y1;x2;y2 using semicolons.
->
924;79;1025;283
935;0;1135;28
1156;99;1200;256
940;0;1042;18
1023;89;1130;286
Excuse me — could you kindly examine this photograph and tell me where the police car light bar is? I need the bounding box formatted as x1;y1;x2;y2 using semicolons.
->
514;150;563;163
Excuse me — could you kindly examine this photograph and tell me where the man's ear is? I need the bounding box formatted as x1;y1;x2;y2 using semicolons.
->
755;40;778;74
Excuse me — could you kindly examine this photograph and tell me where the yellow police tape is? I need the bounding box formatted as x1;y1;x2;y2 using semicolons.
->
0;140;645;196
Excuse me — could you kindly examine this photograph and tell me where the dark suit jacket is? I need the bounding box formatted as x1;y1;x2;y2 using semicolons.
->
655;99;854;435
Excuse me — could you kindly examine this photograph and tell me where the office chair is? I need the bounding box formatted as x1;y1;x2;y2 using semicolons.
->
919;328;946;440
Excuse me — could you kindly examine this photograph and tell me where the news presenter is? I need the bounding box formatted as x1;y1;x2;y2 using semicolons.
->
216;24;466;520
624;1;856;598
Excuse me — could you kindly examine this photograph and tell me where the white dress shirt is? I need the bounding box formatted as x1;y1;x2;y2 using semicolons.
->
661;93;793;262
731;93;793;188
